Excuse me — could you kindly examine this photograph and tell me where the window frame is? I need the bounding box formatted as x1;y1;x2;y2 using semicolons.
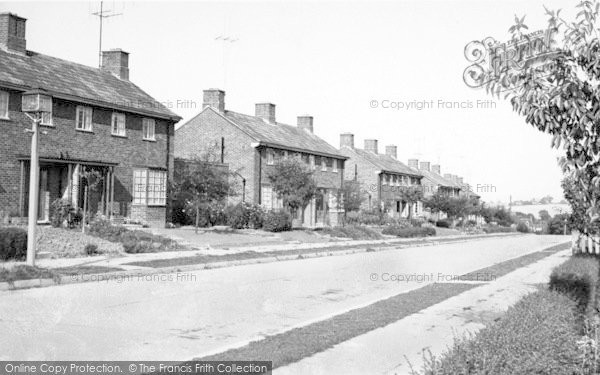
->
132;169;167;207
321;157;327;172
0;90;9;119
309;155;315;170
266;149;275;165
75;105;93;132
332;159;338;173
111;112;126;137
142;118;156;141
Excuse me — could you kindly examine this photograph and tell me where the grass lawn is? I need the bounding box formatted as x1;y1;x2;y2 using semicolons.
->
0;264;124;284
52;265;124;275
193;242;570;370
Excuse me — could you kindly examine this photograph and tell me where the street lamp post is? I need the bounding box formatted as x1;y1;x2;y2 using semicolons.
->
22;89;52;266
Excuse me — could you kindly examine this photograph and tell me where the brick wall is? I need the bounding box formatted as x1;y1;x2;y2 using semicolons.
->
0;89;176;226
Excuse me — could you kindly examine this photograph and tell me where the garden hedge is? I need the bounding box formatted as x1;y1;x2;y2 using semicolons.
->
0;227;27;261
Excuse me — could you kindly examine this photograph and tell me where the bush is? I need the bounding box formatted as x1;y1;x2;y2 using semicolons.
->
549;256;599;320
418;289;580;375
516;222;530;233
381;226;436;238
88;219;129;242
84;243;100;256
262;211;292;232
50;199;72;228
225;203;265;229
435;219;451;228
321;225;383;240
0;227;27;261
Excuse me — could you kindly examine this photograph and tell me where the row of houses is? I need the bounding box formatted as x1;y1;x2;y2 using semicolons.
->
0;12;478;228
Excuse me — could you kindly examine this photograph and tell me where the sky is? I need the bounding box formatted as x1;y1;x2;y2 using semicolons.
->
1;0;575;205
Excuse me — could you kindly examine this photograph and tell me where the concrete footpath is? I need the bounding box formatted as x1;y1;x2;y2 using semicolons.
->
276;247;571;375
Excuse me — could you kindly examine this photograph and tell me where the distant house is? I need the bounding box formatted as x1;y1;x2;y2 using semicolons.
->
0;13;181;227
408;160;460;198
175;89;347;227
338;134;423;217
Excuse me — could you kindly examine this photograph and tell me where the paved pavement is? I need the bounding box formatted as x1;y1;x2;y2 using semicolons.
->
276;246;571;375
0;235;567;362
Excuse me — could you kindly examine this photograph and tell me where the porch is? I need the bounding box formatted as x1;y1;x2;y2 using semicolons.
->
16;156;118;223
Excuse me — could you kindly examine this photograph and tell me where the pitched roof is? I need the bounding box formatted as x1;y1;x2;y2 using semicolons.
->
418;169;459;188
0;49;180;121
221;109;346;159
343;147;421;177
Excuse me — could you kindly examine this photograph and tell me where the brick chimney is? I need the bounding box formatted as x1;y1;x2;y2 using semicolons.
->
256;103;276;123
340;133;354;148
419;161;430;172
364;139;378;154
431;164;441;175
0;13;26;54
297;115;313;133
408;159;419;169
203;89;225;112
101;49;129;80
385;145;397;159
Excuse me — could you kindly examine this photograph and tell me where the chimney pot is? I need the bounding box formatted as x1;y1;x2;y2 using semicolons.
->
385;145;397;159
255;103;276;123
340;133;354;148
297;115;313;133
408;159;419;169
419;161;430;172
203;89;225;112
101;49;129;80
364;139;378;154
431;164;441;175
0;13;26;54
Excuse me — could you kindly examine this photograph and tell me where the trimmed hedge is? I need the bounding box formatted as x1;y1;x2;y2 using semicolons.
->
549;256;599;320
435;219;451;228
0;227;27;261
262;211;292;232
382;226;436;238
418;289;581;375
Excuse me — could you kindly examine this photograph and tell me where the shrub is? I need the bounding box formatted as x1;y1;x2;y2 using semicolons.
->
0;227;27;261
88;219;129;242
225;203;265;229
381;226;436;238
516;222;530;233
263;211;292;232
549;256;599;320
84;243;99;256
321;225;383;240
50;199;73;228
435;219;451;228
418;289;580;375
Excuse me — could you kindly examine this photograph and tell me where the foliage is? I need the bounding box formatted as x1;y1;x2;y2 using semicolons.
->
225;203;265;229
88;219;182;253
550;256;599;320
539;209;552;222
397;186;424;219
480;206;514;227
563;175;598;233
424;193;482;220
172;154;236;232
435;219;451;228
547;213;571;234
340;181;365;212
266;159;317;217
482;225;515;234
0;265;59;284
416;289;580;375
84;243;100;256
516;222;530;233
321;225;383;240
479;2;600;234
262;210;292;232
381;226;436;238
0;227;27;261
50;199;72;228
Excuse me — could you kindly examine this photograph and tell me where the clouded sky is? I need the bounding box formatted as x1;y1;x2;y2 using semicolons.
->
2;0;573;204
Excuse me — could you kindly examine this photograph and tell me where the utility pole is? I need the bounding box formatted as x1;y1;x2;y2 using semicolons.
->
92;1;122;67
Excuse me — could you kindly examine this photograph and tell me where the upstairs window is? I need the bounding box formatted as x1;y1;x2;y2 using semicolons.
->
75;106;93;131
266;149;274;165
143;118;155;140
321;157;327;171
111;112;126;136
333;159;338;173
41;106;53;126
309;155;315;170
0;91;8;119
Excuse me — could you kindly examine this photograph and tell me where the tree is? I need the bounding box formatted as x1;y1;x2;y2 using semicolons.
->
398;186;424;219
540;195;554;204
266;158;317;218
171;154;236;233
423;192;450;215
340;180;364;212
539;209;551;222
470;1;600;233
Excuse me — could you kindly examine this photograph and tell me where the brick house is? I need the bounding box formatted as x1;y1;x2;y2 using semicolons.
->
338;134;424;218
0;13;181;227
408;160;461;198
175;89;348;227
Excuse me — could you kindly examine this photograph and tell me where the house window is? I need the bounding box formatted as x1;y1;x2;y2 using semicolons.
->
333;159;338;173
0;91;8;119
266;149;274;165
133;169;167;206
41;108;53;126
147;170;167;205
321;157;327;171
283;150;288;159
143;118;155;140
111;112;126;136
133;169;147;205
309;155;315;170
75;106;93;131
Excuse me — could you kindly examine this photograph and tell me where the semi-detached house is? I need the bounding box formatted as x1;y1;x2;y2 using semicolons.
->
175;89;348;227
0;13;181;227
